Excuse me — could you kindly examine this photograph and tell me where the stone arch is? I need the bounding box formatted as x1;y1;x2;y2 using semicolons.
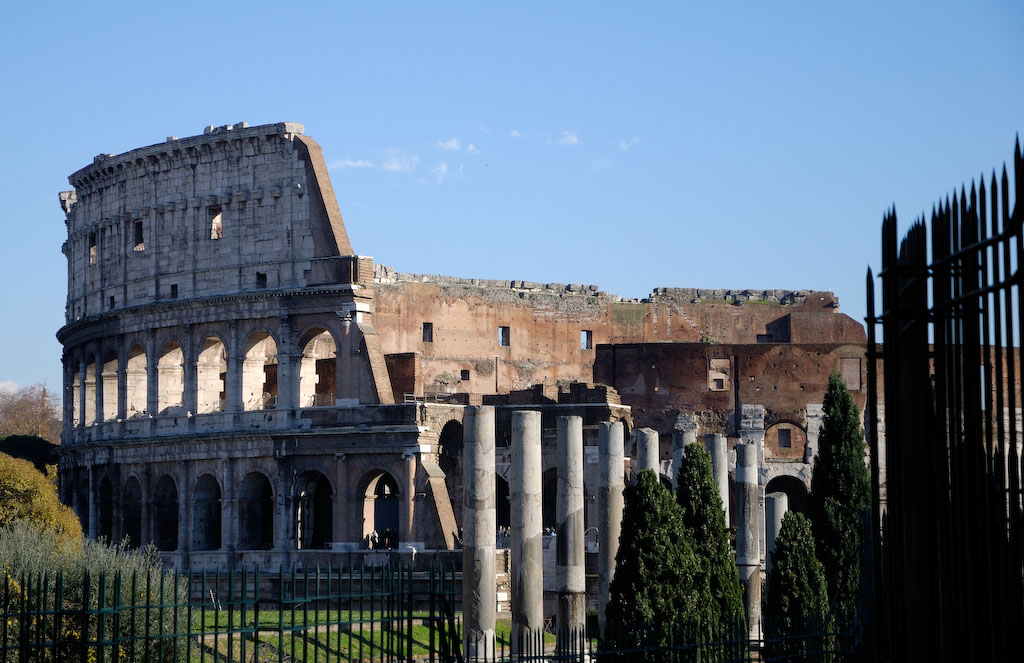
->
101;350;118;421
298;327;338;407
295;471;333;549
238;471;275;549
152;475;179;551
359;470;400;548
243;333;278;411
157;341;184;414
97;475;114;541
71;364;82;427
126;344;147;417
84;355;98;425
765;474;810;516
192;474;222;551
765;421;808;461
438;419;464;523
121;476;142;548
196;336;227;414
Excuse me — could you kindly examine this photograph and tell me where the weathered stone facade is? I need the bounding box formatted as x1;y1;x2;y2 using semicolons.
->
57;123;878;595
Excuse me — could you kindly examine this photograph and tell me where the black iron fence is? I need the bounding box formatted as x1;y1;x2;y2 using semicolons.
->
1;557;461;663
868;139;1024;662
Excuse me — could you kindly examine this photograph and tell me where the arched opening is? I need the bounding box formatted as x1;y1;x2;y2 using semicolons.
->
295;471;333;549
98;476;113;541
438;420;463;524
299;328;337;407
765;475;810;516
101;351;118;421
239;472;275;550
192;474;222;551
126;345;147;417
152;476;179;551
122;477;142;548
72;367;81;427
362;472;400;549
243;334;278;411
84;357;97;425
196;337;227;414
495;474;511;529
157;342;184;414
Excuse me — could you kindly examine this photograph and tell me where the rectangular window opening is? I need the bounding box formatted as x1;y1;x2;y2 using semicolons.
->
581;329;593;350
209;206;223;240
713;378;724;390
460;369;470;381
422;322;433;343
778;428;792;448
498;326;510;347
88;233;97;265
133;221;144;251
108;296;115;310
170;284;178;299
256;272;268;289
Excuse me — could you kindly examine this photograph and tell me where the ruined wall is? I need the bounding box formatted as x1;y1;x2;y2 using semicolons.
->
61;122;361;323
373;265;865;397
594;341;875;438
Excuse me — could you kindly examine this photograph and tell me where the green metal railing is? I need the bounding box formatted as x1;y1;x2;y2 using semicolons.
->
1;557;462;663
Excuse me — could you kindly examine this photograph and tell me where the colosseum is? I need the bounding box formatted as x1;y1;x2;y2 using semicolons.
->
57;121;878;575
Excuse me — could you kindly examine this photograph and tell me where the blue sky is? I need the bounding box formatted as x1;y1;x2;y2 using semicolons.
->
1;1;1021;396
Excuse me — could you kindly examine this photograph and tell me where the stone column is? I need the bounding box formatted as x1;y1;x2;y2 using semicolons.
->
765;492;789;573
556;416;586;648
736;443;761;639
222;461;235;551
78;355;88;431
704;434;730;524
672;415;698;489
182;326;197;418
462;406;496;662
225;322;242;413
401;451;417;545
510;410;543;656
597;421;625;636
87;465;97;540
636;427;659;478
178;462;191;554
145;332;158;418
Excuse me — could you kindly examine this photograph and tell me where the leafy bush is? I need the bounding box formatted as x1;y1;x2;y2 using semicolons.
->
0;452;80;538
0;522;186;661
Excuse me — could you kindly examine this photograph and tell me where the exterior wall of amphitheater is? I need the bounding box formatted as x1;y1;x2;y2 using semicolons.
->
57;121;881;576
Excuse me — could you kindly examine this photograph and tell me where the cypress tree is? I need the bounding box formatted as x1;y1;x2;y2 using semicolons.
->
764;511;829;659
810;373;870;624
605;469;700;647
675;442;745;632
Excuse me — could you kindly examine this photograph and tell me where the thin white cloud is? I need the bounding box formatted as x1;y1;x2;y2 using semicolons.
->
381;149;420;173
509;129;523;138
328;158;375;170
432;162;451;183
558;131;579;146
437;138;461;151
466;143;480;154
619;137;639;151
0;380;19;394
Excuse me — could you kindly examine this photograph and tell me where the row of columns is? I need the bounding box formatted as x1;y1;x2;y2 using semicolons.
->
462;408;627;659
462;406;768;653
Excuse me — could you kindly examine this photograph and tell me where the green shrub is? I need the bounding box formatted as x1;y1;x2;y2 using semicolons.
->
764;512;829;660
0;521;186;661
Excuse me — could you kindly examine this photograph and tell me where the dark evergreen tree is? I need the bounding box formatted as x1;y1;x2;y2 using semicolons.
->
810;373;870;624
605;469;700;648
764;511;829;660
675;442;745;630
